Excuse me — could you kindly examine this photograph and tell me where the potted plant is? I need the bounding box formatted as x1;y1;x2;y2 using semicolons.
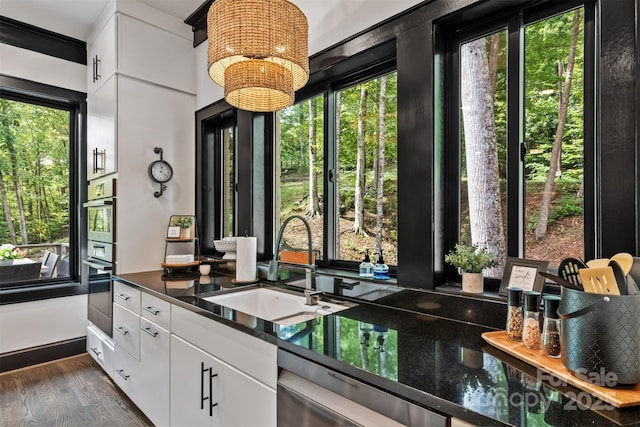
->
0;244;27;265
445;243;496;293
172;216;194;239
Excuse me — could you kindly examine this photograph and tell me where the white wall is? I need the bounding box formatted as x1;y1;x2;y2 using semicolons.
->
0;295;88;353
0;43;87;93
0;45;89;356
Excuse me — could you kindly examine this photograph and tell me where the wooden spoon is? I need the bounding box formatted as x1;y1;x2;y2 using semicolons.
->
611;252;633;275
586;258;609;268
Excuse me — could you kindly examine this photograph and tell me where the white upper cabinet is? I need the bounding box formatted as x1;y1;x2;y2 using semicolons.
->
87;15;117;96
117;14;194;94
87;13;194;97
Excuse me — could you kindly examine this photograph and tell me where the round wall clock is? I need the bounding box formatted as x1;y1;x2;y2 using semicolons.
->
148;159;173;183
149;147;172;197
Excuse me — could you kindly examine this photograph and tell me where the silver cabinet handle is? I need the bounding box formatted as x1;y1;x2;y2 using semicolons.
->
143;306;160;316
116;369;130;380
115;293;130;301
90;347;101;357
116;326;129;335
141;327;158;337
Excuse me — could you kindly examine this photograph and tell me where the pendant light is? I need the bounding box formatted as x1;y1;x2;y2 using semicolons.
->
207;0;309;112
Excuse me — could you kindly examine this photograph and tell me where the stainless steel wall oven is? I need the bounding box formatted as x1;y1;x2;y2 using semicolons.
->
83;177;116;337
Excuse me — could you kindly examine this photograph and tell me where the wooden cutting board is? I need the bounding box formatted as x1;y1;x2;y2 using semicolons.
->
482;330;640;408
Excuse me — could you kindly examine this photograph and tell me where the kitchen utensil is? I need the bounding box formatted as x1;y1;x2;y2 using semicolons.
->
538;271;582;290
586;258;609;268
611;252;633;275
578;267;620;295
608;259;628;295
557;257;586;290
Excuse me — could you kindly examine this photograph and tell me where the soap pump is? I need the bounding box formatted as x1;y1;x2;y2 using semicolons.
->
359;249;374;278
373;250;390;280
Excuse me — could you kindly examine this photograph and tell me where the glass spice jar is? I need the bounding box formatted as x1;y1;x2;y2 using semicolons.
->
506;287;523;341
542;295;562;358
522;291;541;349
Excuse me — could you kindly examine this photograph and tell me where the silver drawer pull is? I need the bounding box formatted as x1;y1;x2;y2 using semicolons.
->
143;306;160;316
116;369;130;380
90;347;102;357
116;293;131;301
116;326;129;335
142;327;158;337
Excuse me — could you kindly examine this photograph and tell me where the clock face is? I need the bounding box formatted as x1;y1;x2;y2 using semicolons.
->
149;160;173;183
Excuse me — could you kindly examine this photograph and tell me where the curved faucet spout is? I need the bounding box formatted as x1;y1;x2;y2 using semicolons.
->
268;215;315;284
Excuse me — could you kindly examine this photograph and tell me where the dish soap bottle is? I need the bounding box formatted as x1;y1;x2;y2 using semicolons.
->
373;250;389;280
359;249;374;278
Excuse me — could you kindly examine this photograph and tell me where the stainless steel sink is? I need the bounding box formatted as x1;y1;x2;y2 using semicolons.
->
203;288;353;326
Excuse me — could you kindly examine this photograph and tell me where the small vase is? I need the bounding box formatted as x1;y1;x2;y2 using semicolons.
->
462;272;483;293
180;227;191;239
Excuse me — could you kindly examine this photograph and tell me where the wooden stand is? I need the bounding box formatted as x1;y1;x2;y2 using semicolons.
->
482;330;640;408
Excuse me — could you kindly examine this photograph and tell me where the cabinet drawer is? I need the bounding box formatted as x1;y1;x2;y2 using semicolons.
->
113;281;141;314
141;292;170;331
113;304;140;360
138;317;170;426
114;346;141;403
86;325;114;378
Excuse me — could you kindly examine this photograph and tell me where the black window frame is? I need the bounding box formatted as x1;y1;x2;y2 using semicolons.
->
0;75;86;301
440;0;596;288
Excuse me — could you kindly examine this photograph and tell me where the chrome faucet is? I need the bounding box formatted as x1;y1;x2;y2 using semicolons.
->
268;215;317;297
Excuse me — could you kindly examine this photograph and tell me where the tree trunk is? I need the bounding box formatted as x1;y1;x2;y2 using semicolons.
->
0;170;18;245
375;76;387;255
460;37;506;277
534;9;581;240
353;86;368;235
335;92;342;257
307;98;321;217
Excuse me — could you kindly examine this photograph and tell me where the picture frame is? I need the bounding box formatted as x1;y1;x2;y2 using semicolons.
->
167;226;181;239
499;257;549;296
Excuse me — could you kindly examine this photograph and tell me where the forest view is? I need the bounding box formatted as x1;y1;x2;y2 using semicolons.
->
276;7;584;273
0;98;70;279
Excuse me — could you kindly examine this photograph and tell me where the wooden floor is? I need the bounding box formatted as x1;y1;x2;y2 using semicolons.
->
0;353;152;427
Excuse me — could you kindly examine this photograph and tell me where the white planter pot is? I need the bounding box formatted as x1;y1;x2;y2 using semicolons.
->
462;272;484;293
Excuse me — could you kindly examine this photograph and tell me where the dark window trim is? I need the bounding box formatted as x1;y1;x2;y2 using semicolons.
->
441;0;596;287
0;74;87;302
0;16;87;65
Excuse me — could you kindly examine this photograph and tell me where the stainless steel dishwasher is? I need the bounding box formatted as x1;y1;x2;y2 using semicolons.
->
277;349;447;427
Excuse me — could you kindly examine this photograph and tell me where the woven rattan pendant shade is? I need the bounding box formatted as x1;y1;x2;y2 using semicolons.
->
207;0;309;112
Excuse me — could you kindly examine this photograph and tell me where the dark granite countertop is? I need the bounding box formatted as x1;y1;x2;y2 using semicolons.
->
114;270;640;427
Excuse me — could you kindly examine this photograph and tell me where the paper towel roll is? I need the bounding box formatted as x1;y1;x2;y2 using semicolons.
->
235;237;257;282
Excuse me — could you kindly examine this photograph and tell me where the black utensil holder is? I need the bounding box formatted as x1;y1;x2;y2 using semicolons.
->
558;287;640;386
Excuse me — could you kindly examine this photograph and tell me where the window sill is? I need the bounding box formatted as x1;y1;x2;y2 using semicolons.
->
0;281;87;305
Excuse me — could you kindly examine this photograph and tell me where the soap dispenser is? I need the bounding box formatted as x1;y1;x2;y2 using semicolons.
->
359;249;374;278
373;250;390;280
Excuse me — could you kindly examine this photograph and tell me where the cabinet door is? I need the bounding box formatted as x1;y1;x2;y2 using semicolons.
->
171;335;220;427
171;335;276;427
138;318;170;427
87;76;117;180
87;15;116;95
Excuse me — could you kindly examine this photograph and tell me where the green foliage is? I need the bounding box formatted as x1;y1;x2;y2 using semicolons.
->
171;215;194;228
445;243;496;273
0;99;70;245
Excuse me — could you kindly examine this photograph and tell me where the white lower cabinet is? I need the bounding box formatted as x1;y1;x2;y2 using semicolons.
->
170;335;276;427
138;317;170;426
86;324;114;378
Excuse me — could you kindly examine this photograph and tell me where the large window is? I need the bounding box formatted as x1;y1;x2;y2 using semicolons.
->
448;3;591;279
276;70;398;269
0;96;75;286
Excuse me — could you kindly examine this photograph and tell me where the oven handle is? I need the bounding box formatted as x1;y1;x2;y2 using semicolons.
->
82;259;113;271
83;199;113;208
